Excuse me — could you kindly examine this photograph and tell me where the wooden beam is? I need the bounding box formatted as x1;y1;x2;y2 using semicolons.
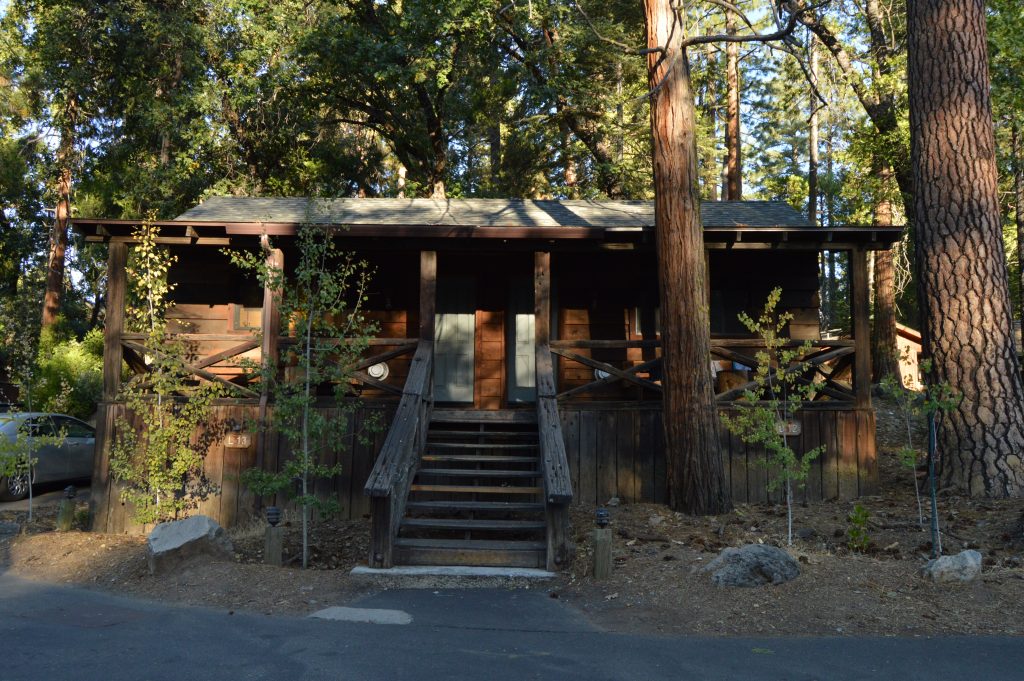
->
850;248;871;408
260;238;283;383
419;251;437;341
535;252;551;347
103;243;128;400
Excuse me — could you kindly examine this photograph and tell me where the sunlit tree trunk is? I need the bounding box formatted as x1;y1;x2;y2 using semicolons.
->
909;0;1024;497
724;10;742;200
871;162;901;382
644;0;730;514
42;103;76;331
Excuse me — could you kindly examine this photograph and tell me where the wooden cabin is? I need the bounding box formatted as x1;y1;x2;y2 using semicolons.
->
74;198;901;570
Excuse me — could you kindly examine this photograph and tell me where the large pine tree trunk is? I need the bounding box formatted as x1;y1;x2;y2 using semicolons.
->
724;10;742;200
871;162;901;382
1013;122;1024;341
807;36;819;223
644;0;730;514
908;0;1024;497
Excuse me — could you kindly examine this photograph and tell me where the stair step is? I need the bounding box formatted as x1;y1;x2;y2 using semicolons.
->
421;455;538;464
417;468;539;478
431;409;537;425
400;518;546;532
405;500;546;513
428;430;538;440
409;484;543;495
394;538;546;568
426;442;537;450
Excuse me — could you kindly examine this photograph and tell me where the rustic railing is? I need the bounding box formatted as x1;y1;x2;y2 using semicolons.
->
363;340;434;568
548;338;857;405
535;344;574;571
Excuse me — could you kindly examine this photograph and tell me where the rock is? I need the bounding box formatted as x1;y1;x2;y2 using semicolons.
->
146;515;234;575
0;521;20;537
921;549;982;583
648;514;664;526
703;544;800;587
796;527;817;540
606;497;621;507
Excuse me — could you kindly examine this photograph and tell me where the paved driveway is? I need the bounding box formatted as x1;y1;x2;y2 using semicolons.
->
2;574;1022;680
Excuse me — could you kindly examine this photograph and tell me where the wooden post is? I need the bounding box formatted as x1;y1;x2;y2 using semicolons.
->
102;243;127;401
91;242;127;533
264;525;285;567
535;252;551;346
592;526;612;579
851;248;871;408
419;251;437;342
255;237;283;474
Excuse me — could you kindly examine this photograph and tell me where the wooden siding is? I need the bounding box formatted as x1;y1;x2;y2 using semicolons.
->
91;401;394;533
558;403;876;506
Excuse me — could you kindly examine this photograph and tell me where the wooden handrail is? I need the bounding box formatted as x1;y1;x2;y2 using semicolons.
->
363;340;433;568
536;343;574;571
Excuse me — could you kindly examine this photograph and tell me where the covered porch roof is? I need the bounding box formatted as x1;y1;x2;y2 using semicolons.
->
72;197;903;249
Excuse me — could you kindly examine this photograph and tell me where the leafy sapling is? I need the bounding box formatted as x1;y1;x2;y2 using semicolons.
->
721;287;824;546
109;222;224;525
228;226;377;569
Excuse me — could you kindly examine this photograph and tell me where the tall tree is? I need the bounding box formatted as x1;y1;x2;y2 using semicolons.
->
724;9;742;199
643;0;730;514
908;0;1024;496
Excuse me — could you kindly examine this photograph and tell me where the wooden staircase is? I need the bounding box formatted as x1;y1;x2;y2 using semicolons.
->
393;410;548;568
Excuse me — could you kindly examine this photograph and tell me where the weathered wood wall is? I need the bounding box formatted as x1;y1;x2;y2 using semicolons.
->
558;403;877;506
91;400;875;532
91;401;394;533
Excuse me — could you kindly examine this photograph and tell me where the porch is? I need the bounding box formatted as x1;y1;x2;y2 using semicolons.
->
75;198;900;570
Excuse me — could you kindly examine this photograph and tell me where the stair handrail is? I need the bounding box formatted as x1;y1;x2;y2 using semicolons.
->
536;343;574;570
364;339;434;568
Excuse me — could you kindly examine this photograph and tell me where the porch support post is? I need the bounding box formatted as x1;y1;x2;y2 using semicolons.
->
92;241;127;532
102;242;127;401
419;251;437;342
851;247;871;408
535;251;551;346
256;235;283;473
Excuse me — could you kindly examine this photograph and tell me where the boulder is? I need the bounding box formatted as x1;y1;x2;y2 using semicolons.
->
921;550;982;583
703;544;800;587
146;515;234;575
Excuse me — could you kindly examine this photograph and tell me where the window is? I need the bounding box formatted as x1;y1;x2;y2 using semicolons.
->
52;416;95;438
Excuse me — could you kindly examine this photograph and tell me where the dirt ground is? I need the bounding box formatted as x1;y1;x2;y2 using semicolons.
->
2;397;1023;636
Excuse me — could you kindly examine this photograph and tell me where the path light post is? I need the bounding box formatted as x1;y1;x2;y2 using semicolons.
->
593;507;612;580
264;506;285;567
56;485;76;532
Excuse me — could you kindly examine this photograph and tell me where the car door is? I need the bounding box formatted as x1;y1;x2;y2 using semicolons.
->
22;416;63;483
52;416;96;480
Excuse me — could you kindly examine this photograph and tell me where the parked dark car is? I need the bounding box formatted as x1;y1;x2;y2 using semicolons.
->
0;413;95;502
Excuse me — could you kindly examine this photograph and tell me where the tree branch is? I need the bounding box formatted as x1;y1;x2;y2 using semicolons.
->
682;2;826;48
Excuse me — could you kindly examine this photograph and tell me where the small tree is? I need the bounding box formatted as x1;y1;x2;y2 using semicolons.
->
109;222;223;525
722;288;824;546
230;226;376;569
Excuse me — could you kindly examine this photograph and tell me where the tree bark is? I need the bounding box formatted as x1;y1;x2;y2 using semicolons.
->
724;10;742;200
701;39;719;201
1013;121;1024;342
908;0;1024;497
41;109;75;330
871;161;900;382
643;0;730;515
807;36;819;224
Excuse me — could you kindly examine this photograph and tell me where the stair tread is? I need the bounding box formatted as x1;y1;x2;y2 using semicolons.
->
409;484;543;495
405;500;546;512
426;442;537;450
400;518;547;531
422;454;538;463
428;430;538;439
431;409;537;424
395;537;547;550
417;468;540;478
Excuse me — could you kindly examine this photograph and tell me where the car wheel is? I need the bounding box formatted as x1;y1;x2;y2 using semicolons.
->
0;473;30;502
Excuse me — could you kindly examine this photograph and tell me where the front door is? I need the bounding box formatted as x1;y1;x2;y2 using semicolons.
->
434;277;476;403
507;280;536;403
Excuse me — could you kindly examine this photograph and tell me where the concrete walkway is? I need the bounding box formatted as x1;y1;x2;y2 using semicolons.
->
0;573;1021;680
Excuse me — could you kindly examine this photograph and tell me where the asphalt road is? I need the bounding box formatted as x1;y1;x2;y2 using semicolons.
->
0;573;1021;681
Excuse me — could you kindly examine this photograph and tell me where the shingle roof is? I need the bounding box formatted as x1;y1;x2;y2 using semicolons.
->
175;197;814;229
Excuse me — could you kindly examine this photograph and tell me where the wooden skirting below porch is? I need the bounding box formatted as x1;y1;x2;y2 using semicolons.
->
90;400;875;533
